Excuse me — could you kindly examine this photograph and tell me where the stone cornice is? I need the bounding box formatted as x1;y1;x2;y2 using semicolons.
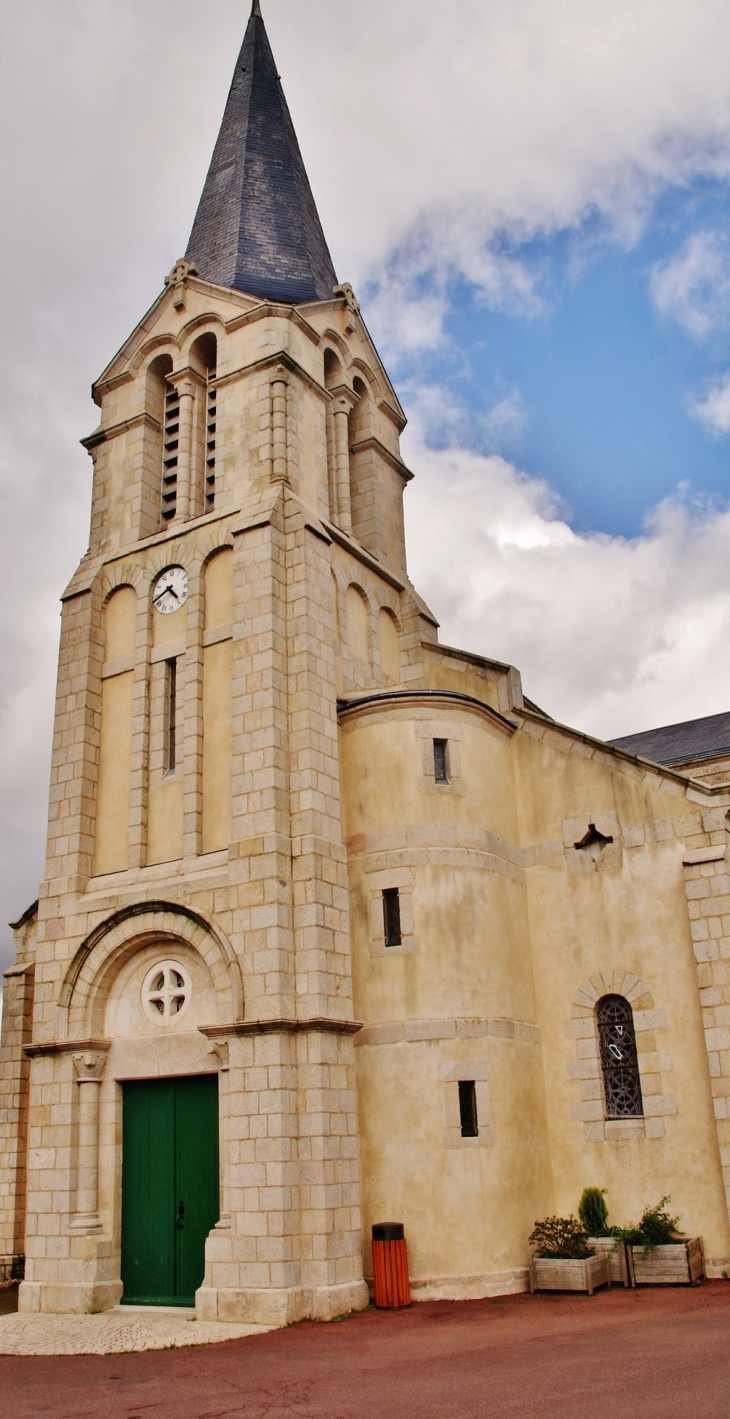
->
214;347;327;401
349;436;414;483
81;410;161;452
337;688;519;736
224;301;321;346
324;520;406;592
201;1018;363;1038
25;1039;109;1058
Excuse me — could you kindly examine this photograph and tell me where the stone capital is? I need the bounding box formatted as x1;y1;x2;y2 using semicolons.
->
330;384;358;412
72;1050;108;1084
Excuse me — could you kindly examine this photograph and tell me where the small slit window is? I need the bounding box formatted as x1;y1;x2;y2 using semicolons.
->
433;739;448;783
165;658;177;774
383;888;402;947
458;1081;478;1137
597;994;643;1118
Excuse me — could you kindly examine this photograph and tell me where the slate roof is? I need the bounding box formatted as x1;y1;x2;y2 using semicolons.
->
609;711;730;766
185;0;337;304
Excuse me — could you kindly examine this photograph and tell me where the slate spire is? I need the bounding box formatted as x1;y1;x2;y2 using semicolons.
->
185;0;337;304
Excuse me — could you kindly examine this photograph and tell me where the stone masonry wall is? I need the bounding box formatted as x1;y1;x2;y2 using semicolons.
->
683;819;730;1230
0;963;34;1280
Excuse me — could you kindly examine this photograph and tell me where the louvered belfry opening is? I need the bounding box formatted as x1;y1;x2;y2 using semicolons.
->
596;994;644;1118
161;382;180;524
205;372;217;511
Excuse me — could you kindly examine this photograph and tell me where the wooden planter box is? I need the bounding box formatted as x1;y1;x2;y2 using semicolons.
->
628;1237;704;1286
587;1237;631;1287
529;1254;611;1296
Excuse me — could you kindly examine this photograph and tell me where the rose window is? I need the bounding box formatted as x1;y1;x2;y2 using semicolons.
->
142;960;191;1024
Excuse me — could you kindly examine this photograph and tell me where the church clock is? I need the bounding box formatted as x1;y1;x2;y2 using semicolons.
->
153;566;188;614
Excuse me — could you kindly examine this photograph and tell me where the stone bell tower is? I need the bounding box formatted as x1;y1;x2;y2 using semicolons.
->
0;0;431;1321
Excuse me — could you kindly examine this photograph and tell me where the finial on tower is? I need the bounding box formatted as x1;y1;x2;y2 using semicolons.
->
251;0;262;17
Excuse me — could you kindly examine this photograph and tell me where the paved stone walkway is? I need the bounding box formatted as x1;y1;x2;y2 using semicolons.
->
0;1306;272;1355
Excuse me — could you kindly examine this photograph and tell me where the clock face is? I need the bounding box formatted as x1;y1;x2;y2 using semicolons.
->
153;566;188;615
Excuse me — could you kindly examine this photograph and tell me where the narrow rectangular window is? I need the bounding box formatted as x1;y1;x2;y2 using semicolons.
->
433;738;448;783
165;658;177;774
458;1081;478;1138
383;887;402;947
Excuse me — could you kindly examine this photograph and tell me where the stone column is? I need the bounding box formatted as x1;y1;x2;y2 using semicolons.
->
330;388;357;534
70;1051;107;1232
210;1043;231;1229
271;367;290;485
172;376;196;522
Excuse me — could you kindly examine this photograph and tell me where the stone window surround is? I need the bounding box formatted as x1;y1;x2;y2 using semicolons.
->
414;719;467;796
438;1060;494;1149
368;869;419;957
565;971;675;1142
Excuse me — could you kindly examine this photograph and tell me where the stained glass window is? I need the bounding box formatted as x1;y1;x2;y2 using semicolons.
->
596;994;643;1118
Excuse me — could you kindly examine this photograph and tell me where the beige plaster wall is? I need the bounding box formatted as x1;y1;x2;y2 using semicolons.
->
340;699;553;1292
513;720;730;1269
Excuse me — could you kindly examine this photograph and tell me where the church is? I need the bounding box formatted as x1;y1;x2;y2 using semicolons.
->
2;1;730;1322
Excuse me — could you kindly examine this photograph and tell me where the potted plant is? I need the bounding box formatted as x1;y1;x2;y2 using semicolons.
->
620;1198;703;1286
528;1216;611;1295
578;1188;630;1287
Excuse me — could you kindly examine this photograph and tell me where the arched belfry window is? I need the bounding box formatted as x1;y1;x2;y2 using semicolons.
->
596;995;643;1118
190;332;217;515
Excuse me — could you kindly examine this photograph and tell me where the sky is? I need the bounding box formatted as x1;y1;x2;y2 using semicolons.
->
3;0;730;974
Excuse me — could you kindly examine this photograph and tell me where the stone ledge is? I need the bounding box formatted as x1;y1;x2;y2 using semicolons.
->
356;1017;541;1047
684;846;727;865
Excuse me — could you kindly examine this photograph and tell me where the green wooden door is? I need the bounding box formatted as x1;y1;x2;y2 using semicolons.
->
121;1074;219;1306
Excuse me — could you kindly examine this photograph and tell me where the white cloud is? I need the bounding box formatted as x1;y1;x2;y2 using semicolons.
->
483;390;527;450
651;231;730;339
403;423;730;740
689;370;730;434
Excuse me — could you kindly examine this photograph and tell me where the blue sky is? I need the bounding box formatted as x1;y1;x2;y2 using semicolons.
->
383;178;730;538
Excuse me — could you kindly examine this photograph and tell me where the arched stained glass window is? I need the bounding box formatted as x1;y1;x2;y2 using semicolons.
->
596;994;643;1118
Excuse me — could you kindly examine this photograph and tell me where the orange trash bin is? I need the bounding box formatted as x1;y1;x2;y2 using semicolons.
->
371;1222;411;1308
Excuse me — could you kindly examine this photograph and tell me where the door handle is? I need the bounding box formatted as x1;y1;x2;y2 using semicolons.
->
176;1200;185;1230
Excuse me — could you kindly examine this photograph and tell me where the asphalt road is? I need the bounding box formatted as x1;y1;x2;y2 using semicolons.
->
3;1282;730;1419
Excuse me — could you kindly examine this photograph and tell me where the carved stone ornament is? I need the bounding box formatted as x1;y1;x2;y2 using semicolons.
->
333;282;360;315
164;257;200;288
164;258;200;310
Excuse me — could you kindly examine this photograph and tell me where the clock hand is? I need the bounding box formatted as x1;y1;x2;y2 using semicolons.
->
154;585;179;604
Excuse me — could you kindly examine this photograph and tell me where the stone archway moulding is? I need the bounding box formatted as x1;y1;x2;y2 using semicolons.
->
59;901;242;1041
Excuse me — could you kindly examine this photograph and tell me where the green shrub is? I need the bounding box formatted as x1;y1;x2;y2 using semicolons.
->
529;1216;592;1260
620;1197;680;1253
578;1187;610;1236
